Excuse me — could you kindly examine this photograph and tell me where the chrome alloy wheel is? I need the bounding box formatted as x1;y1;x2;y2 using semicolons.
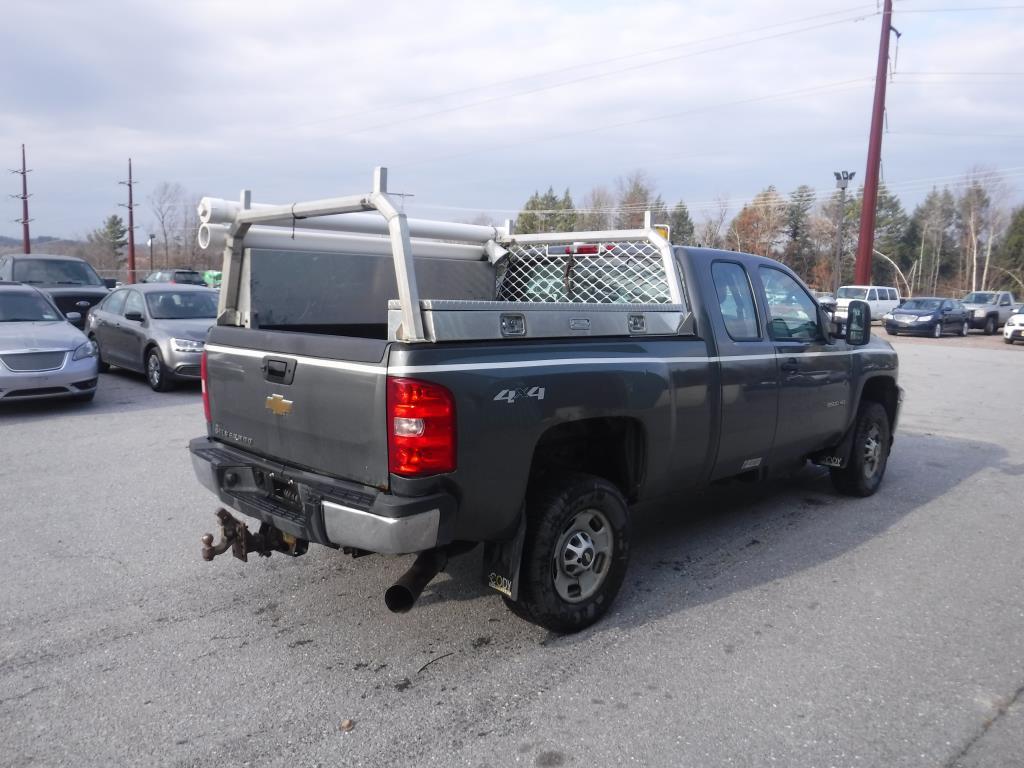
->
552;509;613;603
147;353;161;387
862;423;883;481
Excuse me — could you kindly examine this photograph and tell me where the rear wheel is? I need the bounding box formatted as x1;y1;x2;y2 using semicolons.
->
506;472;630;633
830;401;891;497
146;348;174;392
984;316;996;335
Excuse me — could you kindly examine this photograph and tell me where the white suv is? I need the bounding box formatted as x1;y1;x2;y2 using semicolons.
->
835;285;901;322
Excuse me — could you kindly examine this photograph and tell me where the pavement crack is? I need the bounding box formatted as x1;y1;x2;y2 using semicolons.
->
944;681;1024;767
0;684;46;706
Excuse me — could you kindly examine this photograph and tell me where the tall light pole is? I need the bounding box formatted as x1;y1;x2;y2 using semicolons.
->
147;234;156;273
833;170;855;293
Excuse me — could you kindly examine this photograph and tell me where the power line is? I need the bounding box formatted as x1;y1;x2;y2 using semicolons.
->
289;3;880;131
399;77;874;170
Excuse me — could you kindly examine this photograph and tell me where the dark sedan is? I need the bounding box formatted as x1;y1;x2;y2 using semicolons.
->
882;297;970;338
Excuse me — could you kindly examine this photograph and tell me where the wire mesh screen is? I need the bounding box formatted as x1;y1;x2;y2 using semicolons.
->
496;240;672;304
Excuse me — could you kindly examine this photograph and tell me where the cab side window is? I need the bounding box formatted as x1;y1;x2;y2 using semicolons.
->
867;289;878;301
759;267;821;341
103;290;128;315
711;261;760;341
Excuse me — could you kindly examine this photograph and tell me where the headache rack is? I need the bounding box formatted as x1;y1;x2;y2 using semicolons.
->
199;167;693;343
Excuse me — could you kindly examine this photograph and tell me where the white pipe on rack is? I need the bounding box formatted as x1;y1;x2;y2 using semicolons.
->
198;223;486;261
198;197;501;244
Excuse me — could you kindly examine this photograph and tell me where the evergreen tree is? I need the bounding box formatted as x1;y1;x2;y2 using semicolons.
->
668;201;695;245
87;214;128;263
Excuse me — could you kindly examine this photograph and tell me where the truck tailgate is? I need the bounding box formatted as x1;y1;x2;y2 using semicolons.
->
203;326;389;489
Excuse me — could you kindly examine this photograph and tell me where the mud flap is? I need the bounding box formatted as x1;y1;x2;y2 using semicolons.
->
810;419;858;470
481;513;526;600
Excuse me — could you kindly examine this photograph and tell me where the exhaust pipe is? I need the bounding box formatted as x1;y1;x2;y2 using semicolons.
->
384;549;450;613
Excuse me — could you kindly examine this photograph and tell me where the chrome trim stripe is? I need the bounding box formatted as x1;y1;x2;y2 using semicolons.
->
204;343;384;375
206;343;878;377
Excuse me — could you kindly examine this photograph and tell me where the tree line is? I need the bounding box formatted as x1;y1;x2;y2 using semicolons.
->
511;169;1024;296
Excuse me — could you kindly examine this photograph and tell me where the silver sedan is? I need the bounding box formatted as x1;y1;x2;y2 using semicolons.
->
0;283;99;402
86;283;218;391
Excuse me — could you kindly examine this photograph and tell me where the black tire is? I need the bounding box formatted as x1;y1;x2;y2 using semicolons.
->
830;401;891;497
1005;336;1014;345
506;472;630;633
932;322;942;339
959;320;969;337
89;335;109;372
984;315;996;335
145;347;174;392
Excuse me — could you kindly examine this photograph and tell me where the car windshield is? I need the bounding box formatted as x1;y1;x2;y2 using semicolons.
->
900;299;941;311
12;258;104;286
145;291;218;319
837;287;868;299
0;291;62;322
962;292;996;304
174;272;206;284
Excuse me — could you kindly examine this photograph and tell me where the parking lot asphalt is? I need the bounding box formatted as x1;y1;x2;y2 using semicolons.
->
1;336;1022;768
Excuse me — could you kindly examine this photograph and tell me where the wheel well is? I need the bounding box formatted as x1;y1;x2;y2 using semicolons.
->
143;342;160;366
860;376;898;429
530;418;645;501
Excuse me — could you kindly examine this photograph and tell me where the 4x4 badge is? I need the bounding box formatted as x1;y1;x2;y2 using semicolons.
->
265;393;293;416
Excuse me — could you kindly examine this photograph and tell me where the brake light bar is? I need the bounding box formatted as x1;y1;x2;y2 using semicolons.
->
387;377;456;477
563;243;614;255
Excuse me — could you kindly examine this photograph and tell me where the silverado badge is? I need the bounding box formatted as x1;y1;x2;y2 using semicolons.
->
265;393;294;416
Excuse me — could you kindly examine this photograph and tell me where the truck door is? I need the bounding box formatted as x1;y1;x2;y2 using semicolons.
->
757;266;852;463
707;260;778;481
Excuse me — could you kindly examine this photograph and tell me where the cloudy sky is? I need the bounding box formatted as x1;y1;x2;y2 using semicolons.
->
2;0;1022;240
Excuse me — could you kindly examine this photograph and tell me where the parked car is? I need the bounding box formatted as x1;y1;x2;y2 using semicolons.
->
0;282;98;402
0;253;110;329
882;297;970;338
142;269;207;286
1003;307;1024;345
86;284;217;391
834;285;901;323
812;290;837;314
189;189;902;633
961;291;1018;334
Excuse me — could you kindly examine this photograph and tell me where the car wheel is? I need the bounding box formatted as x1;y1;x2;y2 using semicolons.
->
1005;336;1014;345
89;335;110;372
984;316;996;335
505;472;630;633
146;348;174;392
959;321;969;337
932;322;942;339
830;401;891;497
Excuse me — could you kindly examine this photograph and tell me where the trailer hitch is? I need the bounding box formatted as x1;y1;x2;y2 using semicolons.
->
200;507;308;562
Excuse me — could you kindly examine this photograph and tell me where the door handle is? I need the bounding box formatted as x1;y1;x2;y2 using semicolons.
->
780;357;799;372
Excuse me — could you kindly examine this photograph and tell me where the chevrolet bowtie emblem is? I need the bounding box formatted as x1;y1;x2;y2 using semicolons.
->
265;393;293;416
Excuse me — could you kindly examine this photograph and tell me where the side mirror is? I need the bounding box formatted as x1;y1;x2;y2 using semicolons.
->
846;300;871;346
103;278;116;289
124;310;144;322
65;311;82;324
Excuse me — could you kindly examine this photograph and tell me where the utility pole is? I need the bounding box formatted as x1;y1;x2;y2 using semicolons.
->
10;144;32;253
119;158;137;283
833;170;855;293
854;0;895;285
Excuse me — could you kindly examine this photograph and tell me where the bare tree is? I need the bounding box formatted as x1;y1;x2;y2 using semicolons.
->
148;182;185;266
578;186;615;231
697;195;730;248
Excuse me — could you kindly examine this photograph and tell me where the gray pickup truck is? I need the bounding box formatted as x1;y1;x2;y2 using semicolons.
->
962;290;1018;334
190;169;901;633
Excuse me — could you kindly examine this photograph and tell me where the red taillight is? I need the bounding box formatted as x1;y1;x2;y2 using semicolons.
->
387;377;456;477
200;350;211;423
